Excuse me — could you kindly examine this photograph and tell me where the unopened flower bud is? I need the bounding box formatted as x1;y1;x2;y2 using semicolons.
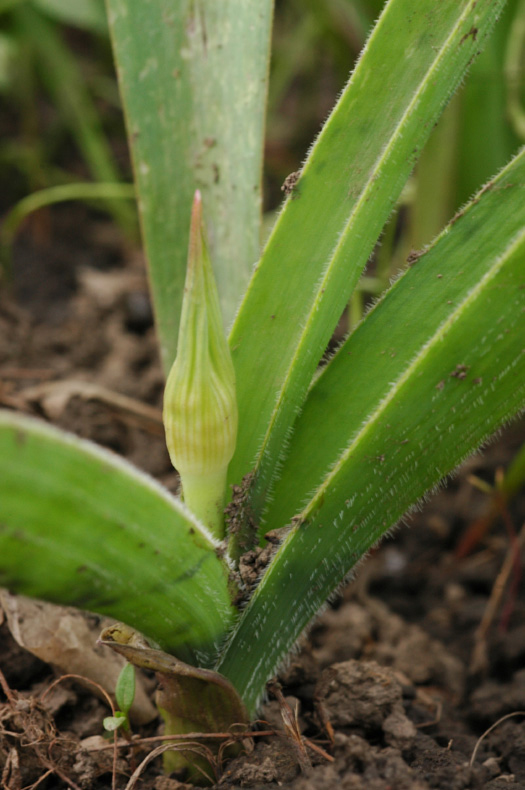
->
163;191;237;538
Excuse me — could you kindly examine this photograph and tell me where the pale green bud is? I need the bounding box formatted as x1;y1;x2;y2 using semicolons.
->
163;191;237;538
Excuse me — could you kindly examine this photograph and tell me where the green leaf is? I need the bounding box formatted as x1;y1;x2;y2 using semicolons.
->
105;0;273;373
217;148;525;713
266;147;525;532
103;713;127;732
0;411;235;666
115;662;135;715
227;0;507;524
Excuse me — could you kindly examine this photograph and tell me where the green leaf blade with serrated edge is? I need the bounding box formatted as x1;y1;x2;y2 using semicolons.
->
105;0;273;374
0;412;235;667
227;0;507;525
217;148;525;714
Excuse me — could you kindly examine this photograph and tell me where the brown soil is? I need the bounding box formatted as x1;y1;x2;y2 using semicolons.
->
1;207;524;790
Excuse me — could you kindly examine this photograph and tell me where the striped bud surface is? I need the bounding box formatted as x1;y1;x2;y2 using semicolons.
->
163;191;238;539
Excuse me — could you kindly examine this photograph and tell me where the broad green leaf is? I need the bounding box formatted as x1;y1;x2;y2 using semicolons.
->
105;0;273;374
0;411;235;667
227;0;507;524
217;148;525;713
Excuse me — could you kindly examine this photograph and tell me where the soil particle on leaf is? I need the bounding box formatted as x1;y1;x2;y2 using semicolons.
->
450;364;470;380
281;170;301;198
225;472;259;553
407;249;425;265
237;544;274;597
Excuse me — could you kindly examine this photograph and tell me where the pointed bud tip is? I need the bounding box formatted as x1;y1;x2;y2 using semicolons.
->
190;191;203;231
188;191;204;271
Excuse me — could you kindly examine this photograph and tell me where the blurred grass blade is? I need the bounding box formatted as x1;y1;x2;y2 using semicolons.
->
0;411;235;667
502;441;525;499
218;148;525;713
105;0;274;374
409;95;460;251
506;0;525;140
227;0;507;524
455;438;525;559
1;182;135;270
455;1;519;206
13;5;135;236
33;0;108;33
